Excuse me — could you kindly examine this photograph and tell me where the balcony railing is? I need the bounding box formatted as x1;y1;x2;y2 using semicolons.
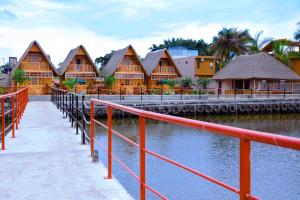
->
116;65;142;73
20;62;51;71
67;64;95;72
65;72;96;79
152;66;176;74
114;72;144;79
25;71;53;78
150;74;178;80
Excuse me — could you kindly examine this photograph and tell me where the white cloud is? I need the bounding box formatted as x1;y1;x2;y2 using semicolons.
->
0;26;161;66
0;19;298;66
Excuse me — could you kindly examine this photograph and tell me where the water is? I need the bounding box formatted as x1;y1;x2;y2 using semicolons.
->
93;114;300;200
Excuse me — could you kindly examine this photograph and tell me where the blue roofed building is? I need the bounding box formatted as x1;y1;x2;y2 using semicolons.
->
167;46;198;58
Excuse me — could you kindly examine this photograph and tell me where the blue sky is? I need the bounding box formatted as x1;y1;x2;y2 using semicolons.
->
0;0;299;66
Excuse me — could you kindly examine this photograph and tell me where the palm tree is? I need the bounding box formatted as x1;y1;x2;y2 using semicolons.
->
294;22;300;41
211;27;252;62
249;31;273;54
272;40;291;67
196;78;210;89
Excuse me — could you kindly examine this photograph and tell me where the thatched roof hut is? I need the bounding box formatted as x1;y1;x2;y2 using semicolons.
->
213;52;300;81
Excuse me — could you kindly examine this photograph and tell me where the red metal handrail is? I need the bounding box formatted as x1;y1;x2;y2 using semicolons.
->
89;99;300;200
1;87;28;150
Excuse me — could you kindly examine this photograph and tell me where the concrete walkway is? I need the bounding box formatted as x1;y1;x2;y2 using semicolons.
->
0;101;132;200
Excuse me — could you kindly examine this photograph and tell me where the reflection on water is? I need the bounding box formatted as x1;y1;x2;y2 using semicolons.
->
94;114;300;200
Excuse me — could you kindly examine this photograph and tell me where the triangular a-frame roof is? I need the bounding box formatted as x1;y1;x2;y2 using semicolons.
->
14;40;58;75
102;45;146;76
58;45;100;76
142;48;182;77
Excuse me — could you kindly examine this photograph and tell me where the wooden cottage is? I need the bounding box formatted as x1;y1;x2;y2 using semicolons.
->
101;45;147;94
13;40;58;95
58;45;100;92
212;52;300;94
142;49;182;92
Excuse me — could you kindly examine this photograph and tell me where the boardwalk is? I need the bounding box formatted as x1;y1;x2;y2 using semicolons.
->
0;101;132;200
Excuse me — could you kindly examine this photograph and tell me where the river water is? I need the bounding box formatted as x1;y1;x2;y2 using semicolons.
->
93;113;300;200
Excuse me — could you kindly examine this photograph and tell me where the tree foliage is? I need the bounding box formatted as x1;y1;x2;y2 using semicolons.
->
0;63;12;74
211;27;252;61
294;22;300;41
196;78;210;89
272;40;291;67
95;50;114;70
62;78;77;91
179;77;193;88
249;31;272;54
104;75;116;90
12;68;29;85
150;38;210;55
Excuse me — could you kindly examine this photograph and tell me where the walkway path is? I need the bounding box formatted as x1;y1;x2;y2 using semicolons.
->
0;101;132;200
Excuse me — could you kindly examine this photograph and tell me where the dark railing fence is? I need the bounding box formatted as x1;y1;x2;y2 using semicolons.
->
51;88;90;146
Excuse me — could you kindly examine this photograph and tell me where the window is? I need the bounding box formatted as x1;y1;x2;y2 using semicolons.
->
30;53;38;62
76;59;81;71
31;77;38;85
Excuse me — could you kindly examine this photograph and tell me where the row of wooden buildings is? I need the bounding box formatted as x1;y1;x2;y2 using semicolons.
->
11;41;222;95
9;39;300;95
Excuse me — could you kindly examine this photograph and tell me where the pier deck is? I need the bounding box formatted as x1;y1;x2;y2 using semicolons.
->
0;101;132;200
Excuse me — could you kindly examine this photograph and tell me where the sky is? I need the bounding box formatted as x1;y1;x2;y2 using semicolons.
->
0;0;299;66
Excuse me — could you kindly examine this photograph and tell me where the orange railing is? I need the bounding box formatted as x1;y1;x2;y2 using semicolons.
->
1;87;28;150
89;99;300;200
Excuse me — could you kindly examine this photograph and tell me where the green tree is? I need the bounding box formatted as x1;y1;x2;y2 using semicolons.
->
211;27;252;61
0;63;12;74
272;40;291;67
179;77;193;89
62;78;77;91
249;31;272;54
104;75;116;94
12;68;29;86
164;79;177;93
197;78;210;89
150;38;210;55
95;50;114;70
294;22;300;41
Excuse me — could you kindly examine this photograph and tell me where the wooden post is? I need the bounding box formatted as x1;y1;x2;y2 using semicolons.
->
1;98;5;150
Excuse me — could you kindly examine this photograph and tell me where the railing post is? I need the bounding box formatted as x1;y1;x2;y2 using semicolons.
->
267;88;270;99
12;95;15;138
65;92;68;118
107;106;113;179
76;95;79;135
62;91;65;115
120;87;122;102
71;94;74;127
16;94;19;130
250;89;253;99
139;116;146;200
161;87;163;101
181;88;183;101
199;88;201;101
234;88;237;100
90;100;94;157
1;98;5;150
284;88;286;99
218;88;220;99
81;95;86;145
140;87;143;102
240;138;251;200
97;87;100;100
